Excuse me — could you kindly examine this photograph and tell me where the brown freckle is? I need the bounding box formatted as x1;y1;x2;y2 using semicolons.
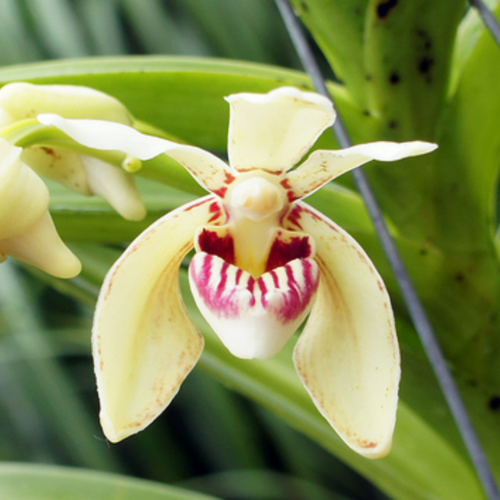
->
41;146;55;156
360;440;378;449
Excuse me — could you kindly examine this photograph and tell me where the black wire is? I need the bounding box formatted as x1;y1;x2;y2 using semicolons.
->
275;0;500;498
470;0;500;47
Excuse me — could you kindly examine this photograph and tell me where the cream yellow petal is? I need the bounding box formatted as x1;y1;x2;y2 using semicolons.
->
225;87;334;173
286;202;400;458
0;211;81;278
286;141;438;200
21;147;91;195
0;139;49;238
0;82;132;125
22;147;145;220
93;195;226;442
83;156;146;221
38;113;235;196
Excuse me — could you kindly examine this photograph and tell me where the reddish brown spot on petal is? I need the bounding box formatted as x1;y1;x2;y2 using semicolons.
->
184;198;213;212
266;234;314;272
197;228;235;264
213;186;227;198
208;201;224;223
283;204;304;230
280;177;297;202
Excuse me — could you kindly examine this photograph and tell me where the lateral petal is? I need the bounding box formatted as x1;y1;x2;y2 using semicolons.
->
37;113;172;160
37;114;235;195
286;202;400;458
286;141;438;200
93;195;225;442
225;87;334;173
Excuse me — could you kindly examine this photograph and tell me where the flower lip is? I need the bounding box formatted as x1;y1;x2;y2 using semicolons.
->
189;252;320;359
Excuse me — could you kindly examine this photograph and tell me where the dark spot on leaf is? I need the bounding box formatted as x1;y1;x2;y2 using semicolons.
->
388;119;398;129
455;272;465;283
489;395;500;411
365;73;373;81
377;0;398;19
419;57;434;74
300;1;309;12
416;28;432;51
389;72;400;85
419;248;428;256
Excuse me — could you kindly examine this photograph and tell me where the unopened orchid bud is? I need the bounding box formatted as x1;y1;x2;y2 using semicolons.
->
0;138;80;278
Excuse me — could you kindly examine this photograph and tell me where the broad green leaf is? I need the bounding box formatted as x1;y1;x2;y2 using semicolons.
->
0;56;364;151
0;463;218;500
364;0;465;140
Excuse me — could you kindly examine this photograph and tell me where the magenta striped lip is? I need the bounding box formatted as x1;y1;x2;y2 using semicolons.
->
189;252;319;323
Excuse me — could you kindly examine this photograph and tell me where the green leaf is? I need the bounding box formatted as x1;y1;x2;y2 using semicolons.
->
0;463;219;500
290;0;369;106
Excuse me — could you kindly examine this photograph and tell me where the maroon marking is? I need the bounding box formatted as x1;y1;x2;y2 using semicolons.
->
213;187;228;198
280;178;298;202
283;204;304;230
247;276;256;307
265;234;313;272
184;197;213;212
270;270;280;287
270;260;320;322
208;201;224;223
224;170;236;184
216;261;230;297
258;276;268;307
235;267;243;285
190;255;240;317
190;254;320;323
197;228;235;264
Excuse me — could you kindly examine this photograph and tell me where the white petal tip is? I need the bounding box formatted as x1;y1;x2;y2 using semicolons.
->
37;113;173;160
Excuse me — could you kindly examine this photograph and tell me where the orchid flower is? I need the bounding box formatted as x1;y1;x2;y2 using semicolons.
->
0;137;80;278
41;86;437;458
0;83;146;221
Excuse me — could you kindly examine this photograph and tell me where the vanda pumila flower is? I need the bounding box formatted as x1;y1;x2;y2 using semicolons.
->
42;87;437;458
